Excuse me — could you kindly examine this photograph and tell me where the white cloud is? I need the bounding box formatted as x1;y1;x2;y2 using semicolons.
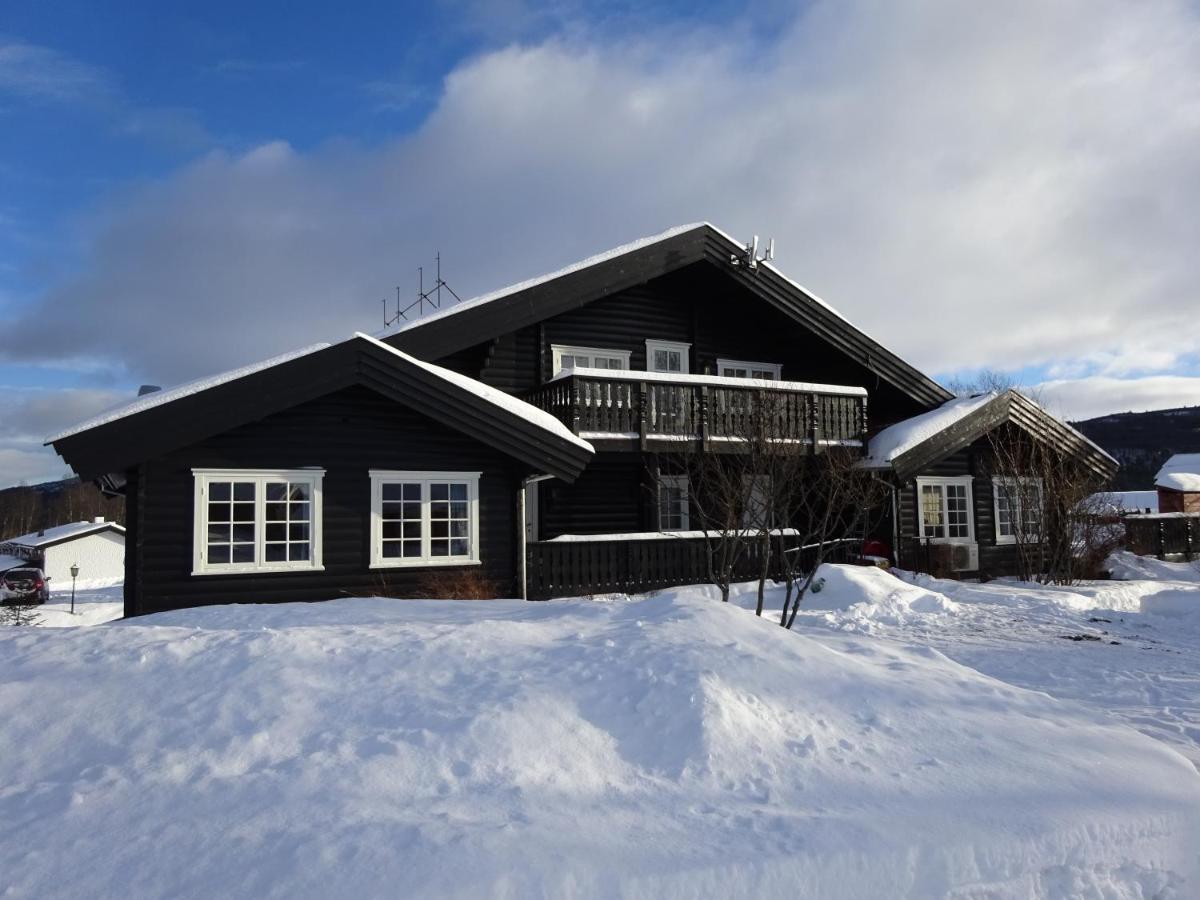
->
0;387;128;488
3;0;1200;413
1036;375;1200;421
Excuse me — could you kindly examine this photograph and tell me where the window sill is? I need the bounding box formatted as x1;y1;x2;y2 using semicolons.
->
191;565;325;577
917;537;975;545
369;559;481;570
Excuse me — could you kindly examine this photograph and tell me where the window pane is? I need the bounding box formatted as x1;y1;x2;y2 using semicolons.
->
431;520;449;538
450;520;469;537
231;543;255;563
381;501;403;520
265;482;288;502
288;483;310;502
233;502;255;522
207;543;231;564
289;523;309;542
402;541;422;557
209;482;231;502
265;502;287;522
382;483;404;502
209;502;230;524
450;483;468;501
233;482;255;501
921;485;945;538
450;501;468;519
289;502;310;522
450;538;470;556
232;524;255;543
430;540;449;557
265;543;287;562
288;543;310;562
431;483;448;501
208;524;231;543
382;540;403;559
402;484;421;501
382;520;403;540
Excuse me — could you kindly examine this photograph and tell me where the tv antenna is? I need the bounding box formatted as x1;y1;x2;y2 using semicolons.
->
381;252;465;329
730;234;775;271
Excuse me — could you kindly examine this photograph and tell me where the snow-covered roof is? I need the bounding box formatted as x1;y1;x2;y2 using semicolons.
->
0;553;28;571
550;366;866;397
1155;454;1200;493
383;222;850;337
2;520;125;549
1090;490;1159;515
862;393;997;468
354;333;593;452
48;343;331;443
49;333;592;459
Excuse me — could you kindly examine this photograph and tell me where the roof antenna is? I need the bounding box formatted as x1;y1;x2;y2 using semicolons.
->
730;234;775;271
381;252;465;329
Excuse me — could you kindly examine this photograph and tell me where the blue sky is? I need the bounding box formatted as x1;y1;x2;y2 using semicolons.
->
2;0;1200;486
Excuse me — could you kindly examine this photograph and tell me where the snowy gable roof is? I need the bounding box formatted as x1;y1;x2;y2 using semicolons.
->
49;334;594;484
865;390;1118;483
2;520;125;550
863;393;997;469
383;222;953;409
386;222;711;336
49;343;331;443
1155;454;1200;493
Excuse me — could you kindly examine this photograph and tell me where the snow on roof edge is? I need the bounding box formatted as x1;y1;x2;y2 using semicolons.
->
863;393;998;468
381;222;711;337
354;333;594;454
1155;453;1200;492
47;343;332;444
3;520;126;548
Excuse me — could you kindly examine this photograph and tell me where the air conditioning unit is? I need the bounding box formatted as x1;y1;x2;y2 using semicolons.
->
949;542;979;572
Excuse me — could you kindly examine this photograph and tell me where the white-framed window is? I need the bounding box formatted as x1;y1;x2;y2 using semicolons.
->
645;339;690;374
551;344;630;375
743;473;772;529
657;475;690;531
370;470;481;567
992;476;1044;544
916;476;974;542
192;468;324;575
717;358;782;380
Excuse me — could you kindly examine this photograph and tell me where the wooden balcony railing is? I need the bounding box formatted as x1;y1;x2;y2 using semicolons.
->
522;369;868;450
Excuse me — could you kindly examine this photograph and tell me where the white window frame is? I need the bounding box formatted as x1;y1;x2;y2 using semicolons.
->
369;470;481;568
192;468;325;576
657;474;690;531
716;358;782;380
551;344;631;375
992;476;1044;545
645;339;691;374
916;475;975;543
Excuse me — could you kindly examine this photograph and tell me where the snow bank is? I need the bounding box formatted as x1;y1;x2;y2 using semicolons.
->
2;592;1197;898
799;564;960;629
1107;549;1200;585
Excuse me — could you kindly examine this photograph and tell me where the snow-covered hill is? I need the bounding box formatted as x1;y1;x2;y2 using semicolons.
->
2;573;1199;898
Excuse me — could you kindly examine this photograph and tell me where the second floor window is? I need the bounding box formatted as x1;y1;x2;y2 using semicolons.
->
551;344;630;375
645;339;690;374
717;358;782;380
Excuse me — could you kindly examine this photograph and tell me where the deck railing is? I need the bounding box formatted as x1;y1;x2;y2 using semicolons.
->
523;371;867;449
526;534;859;600
1125;514;1200;560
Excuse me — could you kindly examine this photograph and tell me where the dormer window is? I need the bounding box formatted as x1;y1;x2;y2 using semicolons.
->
551;344;630;375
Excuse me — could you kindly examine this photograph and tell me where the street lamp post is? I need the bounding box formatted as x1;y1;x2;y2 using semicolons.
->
70;563;79;615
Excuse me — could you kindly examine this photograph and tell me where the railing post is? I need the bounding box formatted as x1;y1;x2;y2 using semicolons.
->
1157;521;1166;560
569;377;581;434
699;384;709;447
1186;517;1194;561
859;393;869;442
638;381;649;451
810;392;823;454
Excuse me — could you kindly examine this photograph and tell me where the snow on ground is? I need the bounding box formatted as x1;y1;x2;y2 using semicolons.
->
29;582;125;627
2;576;1200;898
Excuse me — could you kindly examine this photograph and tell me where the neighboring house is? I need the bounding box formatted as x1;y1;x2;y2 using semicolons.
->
1155;454;1200;513
862;391;1116;574
48;223;1114;615
0;519;126;589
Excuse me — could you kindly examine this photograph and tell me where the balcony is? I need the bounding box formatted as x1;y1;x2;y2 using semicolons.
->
523;368;867;452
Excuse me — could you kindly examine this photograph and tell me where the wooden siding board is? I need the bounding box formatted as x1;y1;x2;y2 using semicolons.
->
133;386;524;616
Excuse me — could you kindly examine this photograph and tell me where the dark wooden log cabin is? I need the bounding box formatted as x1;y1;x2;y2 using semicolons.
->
49;223;1116;612
50;335;592;616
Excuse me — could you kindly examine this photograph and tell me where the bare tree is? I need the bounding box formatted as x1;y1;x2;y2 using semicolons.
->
985;424;1108;584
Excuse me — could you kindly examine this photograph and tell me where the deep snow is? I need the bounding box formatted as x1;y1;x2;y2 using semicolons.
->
3;564;1200;898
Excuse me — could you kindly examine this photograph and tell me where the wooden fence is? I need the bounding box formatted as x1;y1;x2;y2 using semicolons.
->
526;534;858;600
1125;514;1200;560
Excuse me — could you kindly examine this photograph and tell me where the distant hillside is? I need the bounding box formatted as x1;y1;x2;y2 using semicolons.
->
0;478;124;541
1072;405;1200;491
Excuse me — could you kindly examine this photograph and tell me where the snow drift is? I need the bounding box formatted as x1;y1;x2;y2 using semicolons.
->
2;590;1198;898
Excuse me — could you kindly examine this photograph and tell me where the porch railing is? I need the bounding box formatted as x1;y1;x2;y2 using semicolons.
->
526;533;859;600
523;371;867;449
